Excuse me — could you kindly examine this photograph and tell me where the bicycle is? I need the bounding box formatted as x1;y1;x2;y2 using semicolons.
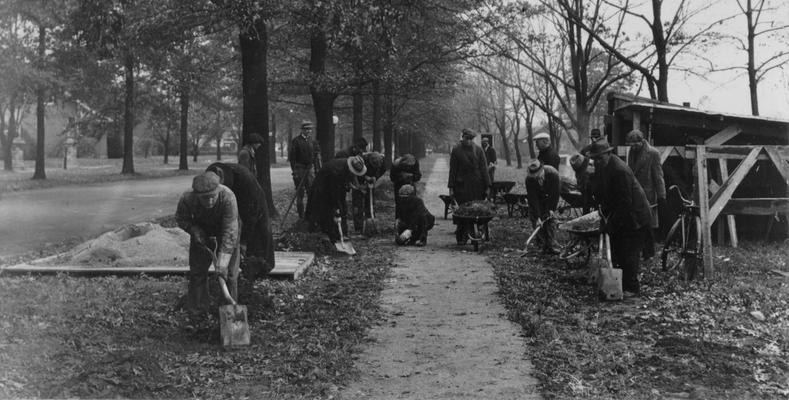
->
661;185;701;280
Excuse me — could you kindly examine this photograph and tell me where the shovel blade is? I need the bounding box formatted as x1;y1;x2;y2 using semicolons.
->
334;241;356;255
362;218;378;236
219;304;250;346
597;267;623;301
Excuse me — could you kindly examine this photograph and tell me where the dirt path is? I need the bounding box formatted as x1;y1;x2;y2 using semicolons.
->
340;156;541;399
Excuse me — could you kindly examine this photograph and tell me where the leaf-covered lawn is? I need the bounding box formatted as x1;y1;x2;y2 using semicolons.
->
0;187;398;399
487;215;789;399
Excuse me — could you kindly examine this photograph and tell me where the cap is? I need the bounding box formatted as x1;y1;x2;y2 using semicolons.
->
192;171;220;194
569;154;586;171
247;133;263;144
364;151;384;171
533;132;550;141
626;129;644;144
301;120;314;129
347;155;367;176
354;137;369;150
526;160;543;175
398;184;416;197
481;137;490;142
461;128;476;139
590;128;601;139
587;142;614;158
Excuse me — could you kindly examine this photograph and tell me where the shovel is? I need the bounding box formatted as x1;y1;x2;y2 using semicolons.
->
334;214;356;255
520;216;550;257
203;241;251;346
597;233;623;301
362;183;378;236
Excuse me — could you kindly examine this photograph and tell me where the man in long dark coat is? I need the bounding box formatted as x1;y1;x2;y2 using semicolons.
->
206;162;274;280
448;129;491;205
237;133;263;181
481;136;497;182
626;129;667;251
305;155;367;242
588;142;652;297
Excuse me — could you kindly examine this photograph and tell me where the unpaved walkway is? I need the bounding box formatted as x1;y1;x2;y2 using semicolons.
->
341;156;541;399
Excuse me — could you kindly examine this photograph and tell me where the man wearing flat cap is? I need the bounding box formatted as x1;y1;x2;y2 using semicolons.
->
587;142;652;297
525;160;561;254
626;129;666;255
176;171;240;316
238;132;264;181
288;121;319;219
481;135;497;182
533;132;560;171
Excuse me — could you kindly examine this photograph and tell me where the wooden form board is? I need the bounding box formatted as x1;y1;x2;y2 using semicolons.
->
1;251;314;281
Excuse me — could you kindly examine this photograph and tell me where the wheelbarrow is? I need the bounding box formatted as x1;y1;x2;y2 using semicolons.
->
489;181;516;203
452;213;494;252
438;195;459;219
557;211;601;270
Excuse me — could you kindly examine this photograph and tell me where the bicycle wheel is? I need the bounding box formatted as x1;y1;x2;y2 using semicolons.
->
682;216;702;281
661;217;685;272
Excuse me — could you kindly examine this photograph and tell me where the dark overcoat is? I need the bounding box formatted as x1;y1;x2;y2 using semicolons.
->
305;158;353;240
596;155;652;233
448;142;491;204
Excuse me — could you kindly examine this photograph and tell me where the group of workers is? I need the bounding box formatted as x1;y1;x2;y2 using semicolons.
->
526;128;665;298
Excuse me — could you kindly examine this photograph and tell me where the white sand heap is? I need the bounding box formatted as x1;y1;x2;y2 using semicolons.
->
47;222;190;268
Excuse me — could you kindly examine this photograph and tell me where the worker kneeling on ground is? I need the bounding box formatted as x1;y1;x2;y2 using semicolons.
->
176;171;240;316
525;160;561;255
394;184;435;247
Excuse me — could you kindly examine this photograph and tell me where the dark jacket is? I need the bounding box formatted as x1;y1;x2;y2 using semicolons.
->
627;143;666;204
390;154;421;189
525;165;561;219
448;142;491;204
305;158;354;240
237;145;257;178
289;135;316;168
538;146;561;171
596;155;652;233
483;145;497;165
206;163;274;277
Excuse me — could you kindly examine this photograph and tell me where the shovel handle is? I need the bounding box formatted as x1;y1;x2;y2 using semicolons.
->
604;233;613;269
218;276;236;305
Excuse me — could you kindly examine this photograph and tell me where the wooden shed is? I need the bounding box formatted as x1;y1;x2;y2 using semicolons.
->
603;92;789;277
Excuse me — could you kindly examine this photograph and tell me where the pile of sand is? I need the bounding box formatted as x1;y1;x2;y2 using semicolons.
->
44;222;190;268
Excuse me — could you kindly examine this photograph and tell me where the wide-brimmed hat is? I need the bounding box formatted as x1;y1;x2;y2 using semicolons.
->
193;171;220;194
461;128;476;139
587;142;614;158
347;155;367;176
533;132;550;141
301;120;314;130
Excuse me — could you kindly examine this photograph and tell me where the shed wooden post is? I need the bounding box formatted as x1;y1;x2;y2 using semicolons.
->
695;146;714;277
718;159;738;247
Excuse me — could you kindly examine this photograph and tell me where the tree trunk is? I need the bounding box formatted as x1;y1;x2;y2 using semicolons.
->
382;95;394;170
121;52;135;174
372;80;382;152
309;28;336;164
745;2;759;116
33;25;47;180
353;86;363;144
513;116;523;168
164;125;170;164
4;97;17;171
178;86;189;170
270;110;277;163
240;18;277;217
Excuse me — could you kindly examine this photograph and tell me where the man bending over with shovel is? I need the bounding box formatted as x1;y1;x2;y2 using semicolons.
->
176;171;240;316
524;160;561;255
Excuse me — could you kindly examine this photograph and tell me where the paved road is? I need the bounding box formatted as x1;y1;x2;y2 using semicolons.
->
0;166;294;260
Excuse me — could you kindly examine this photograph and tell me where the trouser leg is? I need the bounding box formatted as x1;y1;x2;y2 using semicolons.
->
352;189;365;233
611;228;644;293
541;217;559;253
186;238;212;316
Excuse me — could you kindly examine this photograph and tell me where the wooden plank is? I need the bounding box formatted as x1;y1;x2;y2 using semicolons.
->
2;251;315;280
720;198;789;215
658;146;682;164
718;159;738;247
764;147;789;186
709;147;762;222
695;146;714;278
704;125;741;146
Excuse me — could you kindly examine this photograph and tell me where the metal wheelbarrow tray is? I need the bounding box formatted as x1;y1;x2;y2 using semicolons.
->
452;213;494;252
